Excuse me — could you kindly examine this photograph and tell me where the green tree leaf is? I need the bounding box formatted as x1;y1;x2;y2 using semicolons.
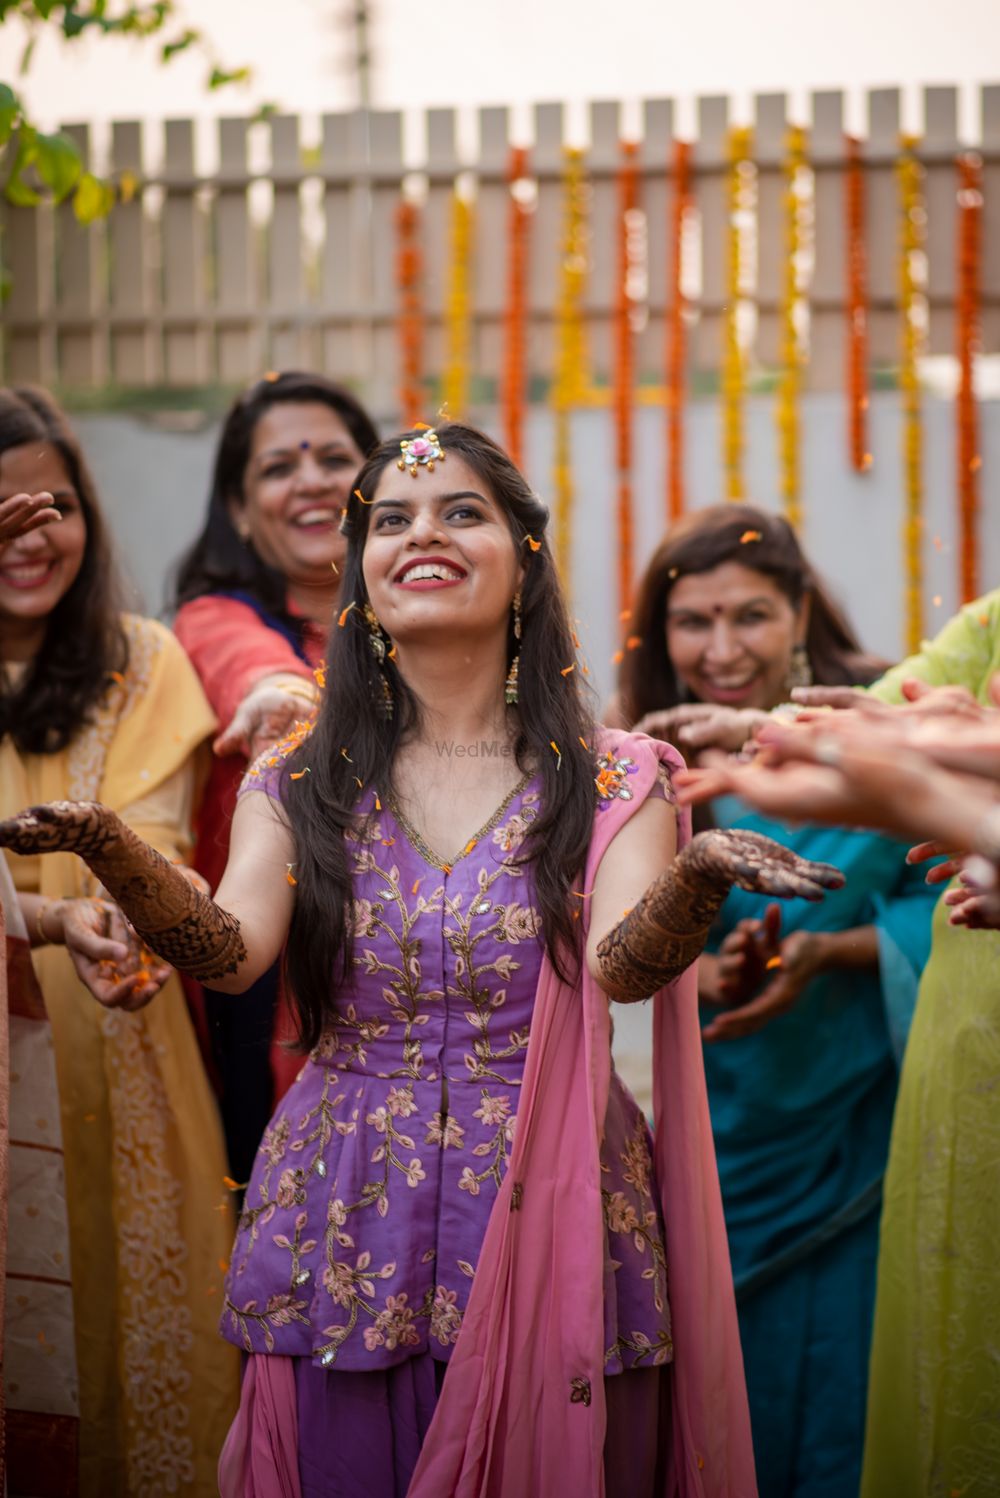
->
35;130;82;202
208;65;251;90
73;170;115;224
0;83;21;147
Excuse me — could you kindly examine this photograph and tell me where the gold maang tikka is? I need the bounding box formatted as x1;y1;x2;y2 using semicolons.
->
397;427;446;477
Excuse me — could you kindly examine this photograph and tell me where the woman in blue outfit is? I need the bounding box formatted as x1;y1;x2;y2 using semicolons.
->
614;505;937;1498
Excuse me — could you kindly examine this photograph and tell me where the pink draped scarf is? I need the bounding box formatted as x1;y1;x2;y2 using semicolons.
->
220;732;756;1498
408;733;755;1497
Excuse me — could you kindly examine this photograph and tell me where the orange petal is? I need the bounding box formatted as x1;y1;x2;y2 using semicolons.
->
561;664;576;676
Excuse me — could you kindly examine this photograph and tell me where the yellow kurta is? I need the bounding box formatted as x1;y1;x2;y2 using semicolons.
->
862;589;1000;1497
2;614;239;1498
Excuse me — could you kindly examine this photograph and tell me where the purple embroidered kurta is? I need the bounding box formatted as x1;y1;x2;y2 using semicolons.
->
222;767;672;1377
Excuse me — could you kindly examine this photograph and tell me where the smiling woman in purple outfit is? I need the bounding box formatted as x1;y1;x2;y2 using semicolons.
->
0;423;847;1498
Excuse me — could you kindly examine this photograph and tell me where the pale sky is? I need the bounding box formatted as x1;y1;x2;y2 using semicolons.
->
2;0;998;152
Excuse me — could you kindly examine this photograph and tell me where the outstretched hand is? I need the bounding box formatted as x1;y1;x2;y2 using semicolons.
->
58;898;171;1011
213;678;319;760
686;827;844;903
0;800;118;859
0;491;61;544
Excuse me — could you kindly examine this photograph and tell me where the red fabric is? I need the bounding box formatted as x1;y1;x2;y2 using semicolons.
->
174;595;321;732
175;595;326;1108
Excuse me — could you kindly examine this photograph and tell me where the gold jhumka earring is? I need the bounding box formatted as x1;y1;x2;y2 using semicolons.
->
505;591;522;706
364;602;393;718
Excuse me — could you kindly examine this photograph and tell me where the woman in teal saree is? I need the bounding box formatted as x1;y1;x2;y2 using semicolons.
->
616;505;938;1498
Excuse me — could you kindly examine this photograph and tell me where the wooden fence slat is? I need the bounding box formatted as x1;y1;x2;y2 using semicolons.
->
369;110;405;413
692;95;729;370
809;90;847;392
530;101;565;381
321;109;372;383
267;114;316;372
55;124;106;384
162;118;210;384
755;92;788;368
923;86;960;355
214;117;259;381
637;97;673;381
473;105;509;389
865;88;903;365
586;99;622;382
110;120;156;384
1;197;54;385
981;84;1000;354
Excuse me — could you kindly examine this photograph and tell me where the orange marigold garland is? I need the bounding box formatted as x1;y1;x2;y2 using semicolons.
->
777;125;808;529
666;139;692;522
845;135;871;472
443;188;474;420
723;126;753;502
614;139;640;615
551;146;590;580
395;197;424;426
956;152;983;605
502;146;532;469
897;136;926;653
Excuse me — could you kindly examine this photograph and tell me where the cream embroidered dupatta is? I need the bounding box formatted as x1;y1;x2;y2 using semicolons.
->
2;614;239;1497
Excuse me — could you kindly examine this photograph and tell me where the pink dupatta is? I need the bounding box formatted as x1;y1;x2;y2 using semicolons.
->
407;731;756;1497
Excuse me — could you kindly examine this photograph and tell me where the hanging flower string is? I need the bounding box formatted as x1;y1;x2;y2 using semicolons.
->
502;146;532;469
897;135;926;653
551;146;590;580
614;138;640;616
443;188;474;420
845;135;871;473
956;151;983;605
395;197;425;426
776;125;808;530
666;138;692;523
723;126;753;502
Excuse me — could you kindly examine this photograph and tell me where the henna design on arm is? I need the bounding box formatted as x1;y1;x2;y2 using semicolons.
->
0;801;247;983
595;828;843;1003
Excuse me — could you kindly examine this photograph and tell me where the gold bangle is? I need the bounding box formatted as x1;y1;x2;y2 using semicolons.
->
35;901;52;945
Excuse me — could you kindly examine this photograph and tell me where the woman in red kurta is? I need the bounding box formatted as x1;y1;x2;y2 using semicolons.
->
173;372;378;1182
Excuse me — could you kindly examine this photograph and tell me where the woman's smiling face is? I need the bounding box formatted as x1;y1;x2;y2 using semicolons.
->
233;402;365;587
361;454;522;645
665;561;807;711
0;441;87;659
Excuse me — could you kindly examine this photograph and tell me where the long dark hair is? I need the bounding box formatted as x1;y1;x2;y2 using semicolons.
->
618;503;885;726
280;423;597;1050
173;372;380;629
0;386;127;754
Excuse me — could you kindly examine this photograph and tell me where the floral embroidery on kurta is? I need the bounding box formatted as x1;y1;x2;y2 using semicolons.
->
223;773;672;1375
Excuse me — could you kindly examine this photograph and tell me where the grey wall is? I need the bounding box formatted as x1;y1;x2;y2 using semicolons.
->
78;391;1000;705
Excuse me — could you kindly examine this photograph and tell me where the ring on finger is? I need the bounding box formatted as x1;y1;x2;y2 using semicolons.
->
814;735;843;769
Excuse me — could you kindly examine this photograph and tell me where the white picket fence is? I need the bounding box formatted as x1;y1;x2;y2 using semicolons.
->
1;84;998;408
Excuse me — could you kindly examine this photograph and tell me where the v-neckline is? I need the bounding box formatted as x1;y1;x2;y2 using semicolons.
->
383;772;533;873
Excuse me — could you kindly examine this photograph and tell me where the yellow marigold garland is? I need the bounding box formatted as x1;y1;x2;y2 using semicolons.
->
442;188;474;420
666;139;692;522
723;126;753;501
551;146;590;581
897;136;925;652
956;152;983;605
776;125;808;530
